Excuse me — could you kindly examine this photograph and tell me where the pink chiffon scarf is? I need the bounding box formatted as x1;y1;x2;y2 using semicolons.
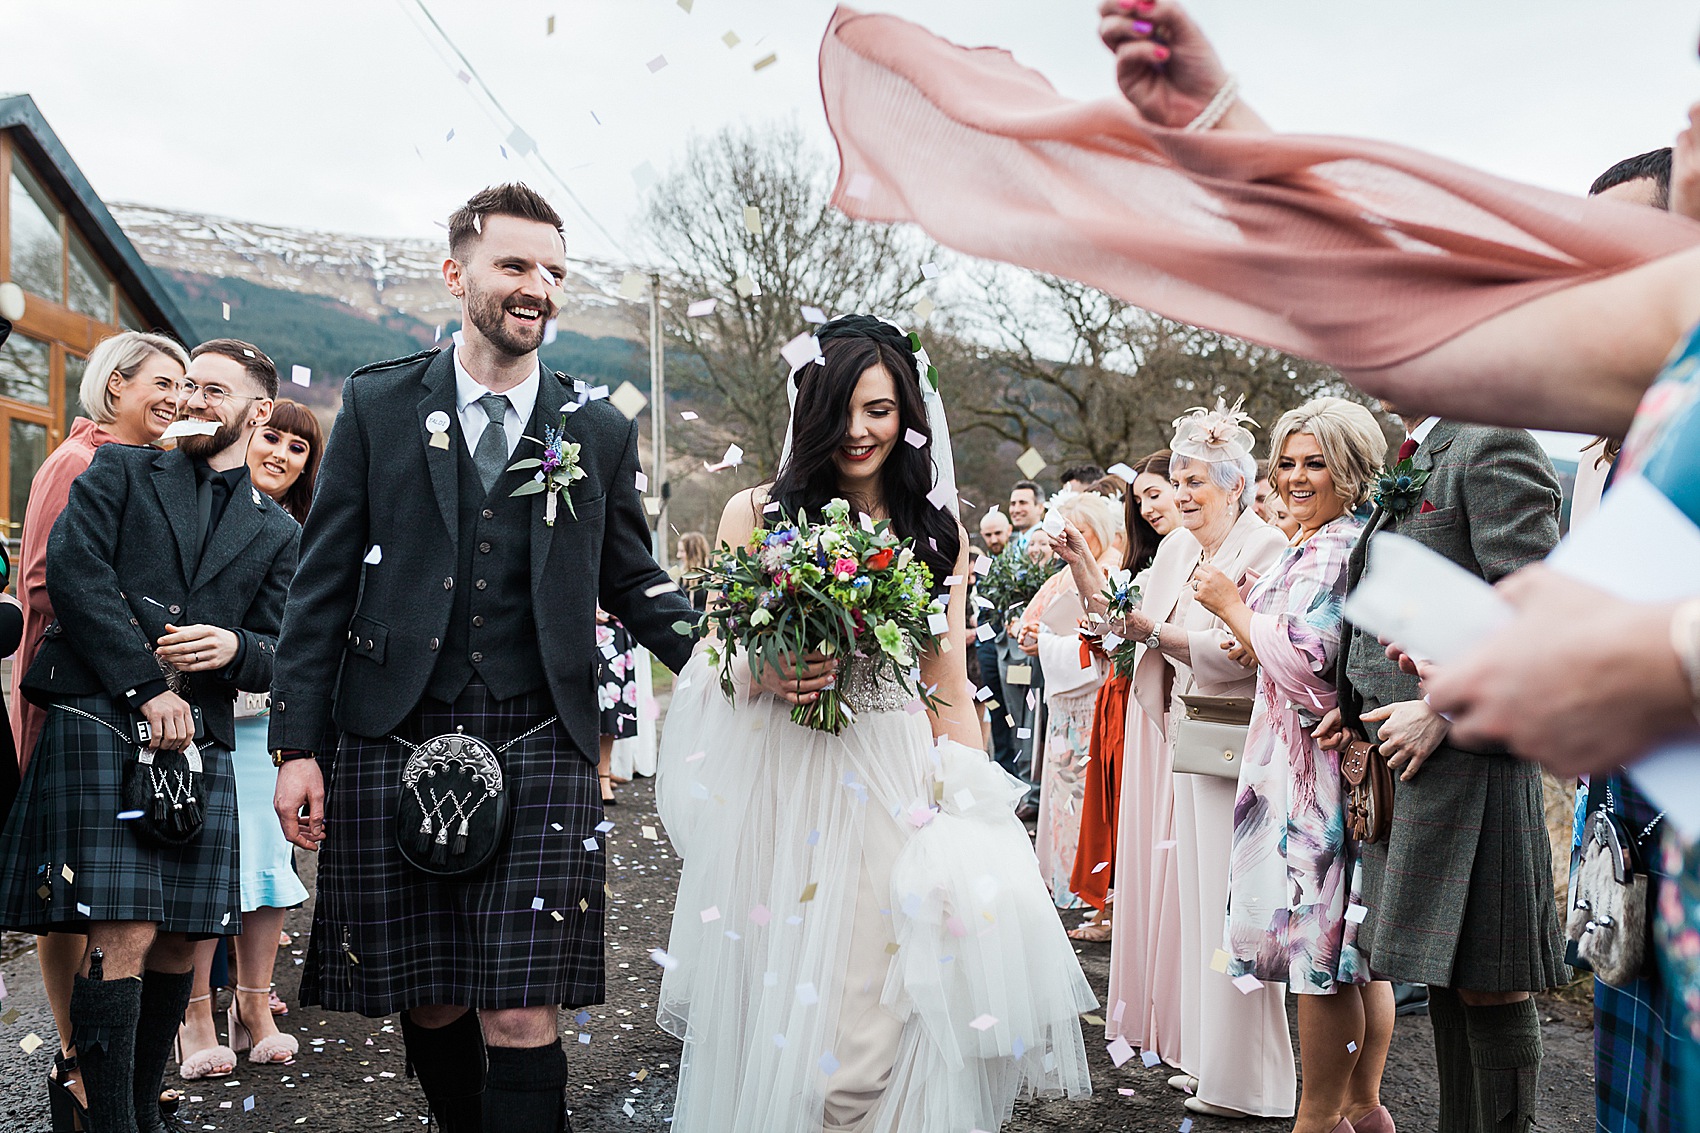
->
819;6;1700;370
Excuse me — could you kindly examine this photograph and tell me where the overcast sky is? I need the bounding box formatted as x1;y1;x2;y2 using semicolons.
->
3;0;1696;262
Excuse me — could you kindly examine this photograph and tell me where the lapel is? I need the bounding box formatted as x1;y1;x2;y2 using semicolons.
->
1411;419;1459;476
528;370;572;590
416;347;460;544
193;469;266;590
1141;526;1202;630
152;450;201;582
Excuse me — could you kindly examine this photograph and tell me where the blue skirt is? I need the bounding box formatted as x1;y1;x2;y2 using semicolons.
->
233;717;308;912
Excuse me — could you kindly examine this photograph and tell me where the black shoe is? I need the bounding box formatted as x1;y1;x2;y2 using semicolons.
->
1015;800;1039;822
1393;981;1430;1017
48;1052;87;1133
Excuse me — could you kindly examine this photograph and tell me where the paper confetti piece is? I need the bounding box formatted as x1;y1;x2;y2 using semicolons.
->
550;910;563;922
749;904;771;926
1016;447;1047;479
1344;903;1369;924
800;305;827;324
904;428;928;448
818;1051;840;1075
1347;1040;1359;1053
1141;1049;1162;1068
650;948;678;970
1107;461;1138;481
705;444;744;471
913;297;936;321
680;410;698;420
752;52;778;71
1182;1120;1194;1133
20;1032;42;1054
722;30;740;47
796;982;819;1006
641;825;660;840
780;332;822;371
221;302;231;320
1106;1036;1135;1067
161;420;218;439
619;271;647;300
743;206;763;235
686;298;717;317
609;380;648;419
289;364;311;387
531;897;545;911
244;1095;255;1112
646;54;669;73
1005;664;1032;686
1209;949;1231;974
921;262;940;279
798;882;818;903
1232;973;1264;994
582;837;599;852
845;172;875;200
60;865;73;883
364;545;383;565
76;902;91;916
968;1014;998;1031
700;906;721;923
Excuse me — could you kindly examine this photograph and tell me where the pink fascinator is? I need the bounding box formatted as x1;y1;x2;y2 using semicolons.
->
1170;396;1257;464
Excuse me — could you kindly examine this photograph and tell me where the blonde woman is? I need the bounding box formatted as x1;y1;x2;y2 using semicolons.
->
1193;397;1396;1133
1015;490;1123;909
10;330;188;1128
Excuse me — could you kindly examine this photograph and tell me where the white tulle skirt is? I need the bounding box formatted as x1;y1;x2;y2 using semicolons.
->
656;652;1096;1132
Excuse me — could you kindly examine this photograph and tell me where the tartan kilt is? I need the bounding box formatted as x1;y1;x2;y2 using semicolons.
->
301;680;606;1016
1356;740;1568;991
0;694;241;937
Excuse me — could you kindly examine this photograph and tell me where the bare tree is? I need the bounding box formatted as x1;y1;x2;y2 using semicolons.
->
641;121;932;475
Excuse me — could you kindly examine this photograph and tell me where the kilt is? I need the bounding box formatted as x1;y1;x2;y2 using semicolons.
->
301;679;606;1016
1356;740;1568;992
0;694;241;937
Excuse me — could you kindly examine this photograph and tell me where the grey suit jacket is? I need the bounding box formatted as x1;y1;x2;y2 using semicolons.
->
22;444;300;750
268;347;696;760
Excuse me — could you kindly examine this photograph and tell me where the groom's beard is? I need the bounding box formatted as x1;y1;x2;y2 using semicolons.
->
176;414;246;460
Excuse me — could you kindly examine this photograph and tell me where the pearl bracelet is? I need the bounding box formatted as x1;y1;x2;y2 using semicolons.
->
1670;597;1700;723
1184;75;1239;132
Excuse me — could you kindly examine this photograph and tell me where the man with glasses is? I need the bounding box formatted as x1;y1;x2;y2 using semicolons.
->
0;338;299;1132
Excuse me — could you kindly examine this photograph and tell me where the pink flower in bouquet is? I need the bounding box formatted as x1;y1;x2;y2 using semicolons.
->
833;557;858;581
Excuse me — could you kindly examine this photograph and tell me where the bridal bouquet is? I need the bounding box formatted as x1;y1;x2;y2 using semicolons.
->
1096;567;1144;678
976;543;1063;624
687;497;944;734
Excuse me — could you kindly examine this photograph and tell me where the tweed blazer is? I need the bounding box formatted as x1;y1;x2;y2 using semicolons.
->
1337;420;1567;990
21;445;300;751
268;347;696;761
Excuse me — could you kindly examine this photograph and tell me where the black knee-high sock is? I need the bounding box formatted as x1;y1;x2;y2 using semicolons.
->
1465;997;1543;1133
133;969;194;1133
1429;986;1479;1133
402;1010;487;1133
484;1041;569;1133
71;973;143;1133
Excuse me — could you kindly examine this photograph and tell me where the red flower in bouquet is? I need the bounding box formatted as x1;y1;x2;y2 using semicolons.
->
864;547;895;571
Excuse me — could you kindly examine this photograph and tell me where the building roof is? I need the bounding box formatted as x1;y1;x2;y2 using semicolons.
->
0;93;193;343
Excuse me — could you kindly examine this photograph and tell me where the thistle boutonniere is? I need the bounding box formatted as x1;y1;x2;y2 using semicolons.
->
1371;458;1431;517
507;420;586;526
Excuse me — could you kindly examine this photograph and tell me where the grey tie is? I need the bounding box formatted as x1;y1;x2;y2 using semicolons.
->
471;393;511;494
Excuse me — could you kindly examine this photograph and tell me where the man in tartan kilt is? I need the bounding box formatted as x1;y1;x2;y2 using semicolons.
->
1320;410;1569;1133
269;184;695;1133
0;339;299;1132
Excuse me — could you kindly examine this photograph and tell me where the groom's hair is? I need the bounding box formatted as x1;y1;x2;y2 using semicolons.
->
1589;148;1671;209
448;183;565;258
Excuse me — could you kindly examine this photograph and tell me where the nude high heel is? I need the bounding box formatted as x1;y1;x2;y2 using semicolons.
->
228;986;299;1064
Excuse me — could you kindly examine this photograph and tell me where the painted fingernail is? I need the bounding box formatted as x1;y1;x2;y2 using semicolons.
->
1118;0;1137;9
1134;0;1156;10
1131;20;1154;33
1152;45;1170;61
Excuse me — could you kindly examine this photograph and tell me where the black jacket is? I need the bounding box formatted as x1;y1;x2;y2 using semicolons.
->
22;445;300;750
269;347;695;760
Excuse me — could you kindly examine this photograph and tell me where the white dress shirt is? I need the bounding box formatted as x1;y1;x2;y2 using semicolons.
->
1407;416;1439;447
453;348;540;460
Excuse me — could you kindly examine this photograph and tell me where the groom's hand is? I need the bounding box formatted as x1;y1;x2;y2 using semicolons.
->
754;651;838;705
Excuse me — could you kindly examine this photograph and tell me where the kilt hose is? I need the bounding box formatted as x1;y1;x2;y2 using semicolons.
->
0;694;241;937
301;679;607;1016
1356;740;1569;993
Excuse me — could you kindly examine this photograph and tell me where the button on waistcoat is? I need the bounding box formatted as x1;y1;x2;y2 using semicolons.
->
424;435;546;702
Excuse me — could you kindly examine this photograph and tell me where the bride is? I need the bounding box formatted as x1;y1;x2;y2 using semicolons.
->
655;314;1095;1132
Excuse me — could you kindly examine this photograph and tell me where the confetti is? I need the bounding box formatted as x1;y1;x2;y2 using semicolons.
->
743;206;763;235
798;882;818;903
20;1032;42;1054
686;298;717;317
722;30;740;48
800;305;827;324
1005;664;1032;686
752;52;778;71
221;302;231;321
1106;1036;1135;1067
904;428;928;448
244;1096;255;1112
609;380;648;419
733;273;761;298
1347;1040;1359;1053
531;897;545;911
1344;903;1369;924
619;271;648;300
795;982;819;1006
583;837;599;852
60;865;73;883
550;910;564;922
1182;1120;1194;1133
364;545;383;565
634;470;649;492
700;906;721;923
818;1051;840;1075
116;809;144;821
845;173;875;200
705;444;744;471
921;262;940;279
780;332;822;371
680;410;698;420
968;1014;998;1031
1232;973;1264;994
1209;949;1231;974
1016;447;1047;479
646;54;669;73
161;420;218;439
913;297;936;321
641;825;660;840
1141;1050;1162;1068
748;904;771;926
1107;461;1138;481
649;948;678;970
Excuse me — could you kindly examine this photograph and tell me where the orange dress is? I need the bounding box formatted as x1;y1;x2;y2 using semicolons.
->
1069;670;1130;910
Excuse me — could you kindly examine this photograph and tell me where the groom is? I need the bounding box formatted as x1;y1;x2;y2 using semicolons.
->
270;183;695;1133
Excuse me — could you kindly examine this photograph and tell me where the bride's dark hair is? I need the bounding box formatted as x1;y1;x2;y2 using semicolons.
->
769;315;961;590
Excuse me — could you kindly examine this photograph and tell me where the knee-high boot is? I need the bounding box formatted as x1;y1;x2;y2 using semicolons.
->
401;1009;487;1133
132;970;193;1133
70;971;143;1133
484;1041;570;1133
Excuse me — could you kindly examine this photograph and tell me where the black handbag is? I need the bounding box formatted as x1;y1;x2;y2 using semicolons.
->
390;717;555;878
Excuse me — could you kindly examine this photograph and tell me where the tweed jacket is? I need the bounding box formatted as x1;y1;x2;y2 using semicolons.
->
21;445;300;751
1337;419;1567;990
269;347;696;761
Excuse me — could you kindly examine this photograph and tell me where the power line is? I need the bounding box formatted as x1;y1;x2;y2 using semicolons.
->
401;0;632;259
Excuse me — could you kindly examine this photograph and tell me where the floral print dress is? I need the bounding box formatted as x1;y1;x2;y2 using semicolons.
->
1224;512;1369;993
597;616;639;740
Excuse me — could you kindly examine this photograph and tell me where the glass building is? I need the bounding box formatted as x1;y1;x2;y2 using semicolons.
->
0;94;192;545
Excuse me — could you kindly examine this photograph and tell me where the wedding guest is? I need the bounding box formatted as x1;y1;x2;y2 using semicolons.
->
1089;473;1129;502
1016;490;1122;909
1007;480;1044;541
1194;398;1396;1133
1316;403;1567;1133
8;328;189;1124
1063;450;1178;945
596;610;640;806
674;532;711;612
975;508;1018;776
1104;402;1292;1118
978;508;1013;555
1003;480;1050;813
177;399;321;1078
1252;459;1275;523
1059;463;1106;494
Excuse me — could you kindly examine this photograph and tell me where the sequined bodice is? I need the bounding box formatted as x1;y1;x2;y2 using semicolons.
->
839;654;913;713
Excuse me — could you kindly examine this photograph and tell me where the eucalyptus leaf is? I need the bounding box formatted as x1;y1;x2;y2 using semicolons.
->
506;458;545;471
510;480;547;497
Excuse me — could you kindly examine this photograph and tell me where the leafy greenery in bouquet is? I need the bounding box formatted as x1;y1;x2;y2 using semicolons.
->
1097;567;1144;678
680;498;944;734
976;543;1064;624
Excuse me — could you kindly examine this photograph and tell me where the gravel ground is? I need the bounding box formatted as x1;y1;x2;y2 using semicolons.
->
0;775;1595;1133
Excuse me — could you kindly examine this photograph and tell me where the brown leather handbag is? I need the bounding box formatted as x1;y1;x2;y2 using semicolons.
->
1341;739;1393;844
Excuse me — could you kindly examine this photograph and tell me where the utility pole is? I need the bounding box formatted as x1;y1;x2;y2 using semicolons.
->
648;271;669;569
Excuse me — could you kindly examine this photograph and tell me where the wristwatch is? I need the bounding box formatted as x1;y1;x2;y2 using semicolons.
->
1143;624;1163;650
271;749;317;767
